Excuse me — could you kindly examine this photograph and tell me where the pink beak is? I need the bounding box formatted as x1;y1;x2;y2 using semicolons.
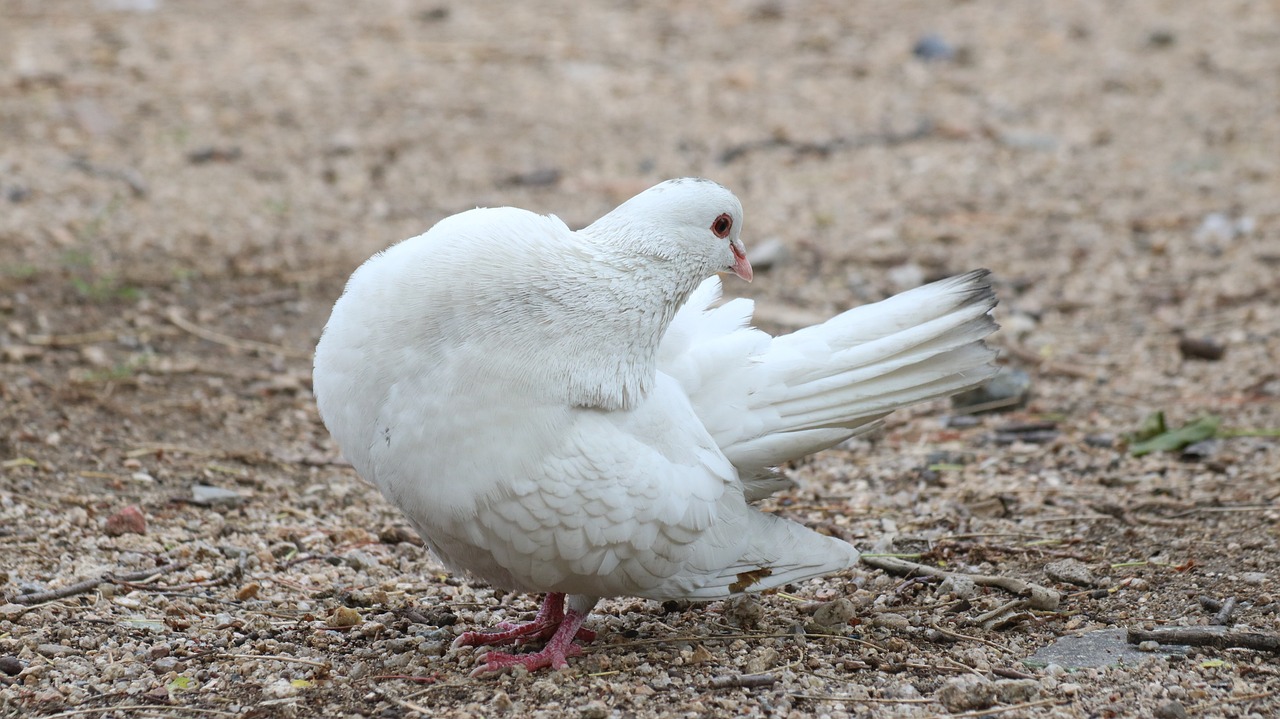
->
730;238;753;282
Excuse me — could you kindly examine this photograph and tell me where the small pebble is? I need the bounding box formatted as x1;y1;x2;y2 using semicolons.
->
327;606;362;628
809;598;856;630
938;575;978;600
104;505;147;537
951;369;1032;413
690;645;714;664
191;484;246;506
744;647;780;675
1242;572;1267;586
1154;700;1189;719
0;604;27;621
579;701;609;719
913;33;956;62
263;678;300;698
1138;641;1160;652
502;167;562;188
1177;336;1225;361
944;414;982;429
1146;29;1177;48
993;678;1040;704
936;675;995;711
0;656;23;676
723;595;764;628
1046;559;1097;587
377;525;421;545
1180;439;1220;461
341;550;381;572
870;613;910;630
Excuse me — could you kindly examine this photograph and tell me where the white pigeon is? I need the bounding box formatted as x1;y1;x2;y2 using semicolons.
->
313;178;998;674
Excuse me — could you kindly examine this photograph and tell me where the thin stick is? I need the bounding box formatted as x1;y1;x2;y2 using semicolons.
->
42;706;239;719
1127;627;1280;654
594;631;886;653
992;666;1035;680
1030;515;1118;523
12;562;190;605
929;624;1009;652
860;555;1060;610
1168;505;1274;518
1212;597;1238;626
919;697;1065;719
373;687;434;716
27;330;118;347
999;341;1098;380
1190;689;1280;713
790;694;934;704
370;674;441;684
164;307;310;359
210;654;330;668
974;599;1029;626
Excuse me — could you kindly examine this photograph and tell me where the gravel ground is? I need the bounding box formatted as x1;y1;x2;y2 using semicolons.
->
2;1;1279;717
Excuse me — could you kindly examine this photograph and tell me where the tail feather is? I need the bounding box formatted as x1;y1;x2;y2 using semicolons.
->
671;509;860;601
659;270;999;491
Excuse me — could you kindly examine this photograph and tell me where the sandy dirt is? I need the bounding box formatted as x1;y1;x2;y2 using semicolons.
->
2;1;1279;717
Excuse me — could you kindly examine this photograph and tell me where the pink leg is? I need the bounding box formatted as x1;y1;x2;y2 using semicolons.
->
468;604;591;676
451;593;595;650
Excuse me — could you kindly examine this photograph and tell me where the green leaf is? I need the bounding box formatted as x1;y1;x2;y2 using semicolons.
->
1127;411;1168;444
290;679;314;689
2;457;39;469
167;675;196;691
1128;415;1221;456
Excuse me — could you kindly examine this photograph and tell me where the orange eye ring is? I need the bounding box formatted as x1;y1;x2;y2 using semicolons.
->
711;213;732;238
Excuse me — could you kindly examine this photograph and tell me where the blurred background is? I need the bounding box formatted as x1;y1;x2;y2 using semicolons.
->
2;0;1278;714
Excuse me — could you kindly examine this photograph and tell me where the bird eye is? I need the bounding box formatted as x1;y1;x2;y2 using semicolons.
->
711;213;732;238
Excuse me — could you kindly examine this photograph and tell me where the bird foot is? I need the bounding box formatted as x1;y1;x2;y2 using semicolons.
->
468;642;584;676
467;606;592;676
451;592;596;649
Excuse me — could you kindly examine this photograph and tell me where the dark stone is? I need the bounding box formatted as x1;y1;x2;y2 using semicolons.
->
951;369;1032;414
913;33;956;62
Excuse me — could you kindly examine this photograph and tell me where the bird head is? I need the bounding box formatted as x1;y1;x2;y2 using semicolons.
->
588;178;753;283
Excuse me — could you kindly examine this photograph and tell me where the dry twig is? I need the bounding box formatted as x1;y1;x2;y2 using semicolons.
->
42;706;238;719
1213;597;1239;626
26;330;118;347
164;307;310;359
1190;689;1280;713
919;698;1065;719
210;653;330;669
860;555;1060;611
790;694;934;704
1127;627;1280;654
928;623;1009;652
12;561;190;605
372;686;435;716
998;341;1099;380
